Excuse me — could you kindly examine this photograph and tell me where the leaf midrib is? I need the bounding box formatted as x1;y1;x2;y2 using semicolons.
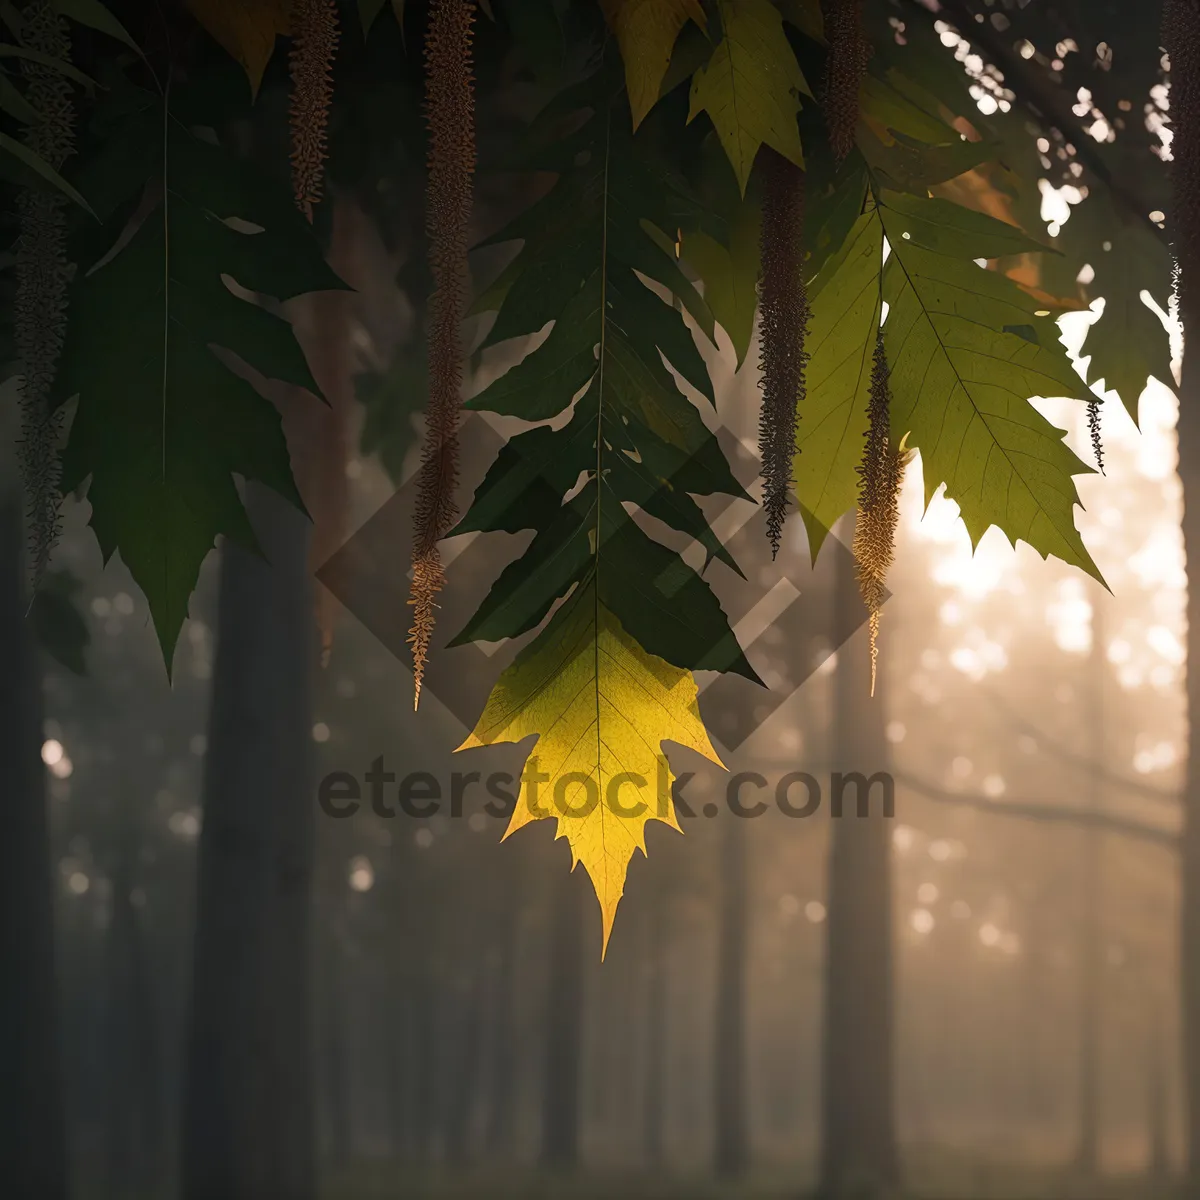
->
883;211;1061;520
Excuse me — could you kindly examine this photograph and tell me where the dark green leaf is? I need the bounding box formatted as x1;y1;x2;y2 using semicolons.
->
53;90;346;672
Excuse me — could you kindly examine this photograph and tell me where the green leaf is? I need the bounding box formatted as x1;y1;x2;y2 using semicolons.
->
856;89;996;196
776;0;822;41
0;128;93;211
877;190;1055;260
687;0;807;194
1076;198;1174;424
0;44;95;88
455;65;754;681
53;89;346;672
184;0;289;94
601;0;706;130
795;209;883;561
500;0;566;84
805;154;868;281
877;190;1103;582
0;2;23;39
359;0;387;32
0;71;37;124
475;81;717;350
51;0;140;53
683;189;760;368
357;348;425;482
859;71;963;148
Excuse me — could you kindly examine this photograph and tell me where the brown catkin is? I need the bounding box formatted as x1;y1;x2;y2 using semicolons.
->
289;0;339;220
757;149;809;558
1087;398;1104;473
15;0;74;592
409;0;475;708
853;332;904;697
1163;0;1200;328
821;0;869;163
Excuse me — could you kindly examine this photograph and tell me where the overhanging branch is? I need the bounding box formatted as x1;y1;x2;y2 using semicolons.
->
896;0;1169;247
893;769;1181;850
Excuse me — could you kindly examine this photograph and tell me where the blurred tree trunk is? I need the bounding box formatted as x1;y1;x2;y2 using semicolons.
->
445;967;484;1163
1173;6;1200;1187
818;520;899;1197
481;838;524;1161
385;979;410;1161
541;857;586;1168
180;482;317;1200
642;883;666;1169
714;814;749;1177
410;962;438;1160
0;492;68;1200
401;847;438;1162
104;857;165;1199
1075;605;1105;1176
484;895;519;1160
317;906;351;1172
1148;1014;1170;1182
381;852;415;1162
1182;330;1200;1199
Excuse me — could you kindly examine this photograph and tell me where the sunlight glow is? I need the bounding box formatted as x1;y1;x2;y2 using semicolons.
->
349;855;375;892
1045;578;1092;654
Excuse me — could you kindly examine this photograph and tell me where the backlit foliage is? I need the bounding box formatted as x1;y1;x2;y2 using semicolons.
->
9;0;1164;946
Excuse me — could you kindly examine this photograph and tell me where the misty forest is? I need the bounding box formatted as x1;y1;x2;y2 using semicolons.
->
4;0;1200;1197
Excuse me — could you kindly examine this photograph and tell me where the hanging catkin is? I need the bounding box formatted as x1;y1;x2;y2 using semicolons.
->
853;332;904;697
15;0;74;592
757;148;808;558
1087;398;1104;473
821;0;869;163
1163;0;1200;328
289;0;339;220
409;0;475;709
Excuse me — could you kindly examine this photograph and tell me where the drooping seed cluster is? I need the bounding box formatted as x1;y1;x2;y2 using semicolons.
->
853;332;904;697
757;149;809;558
1087;397;1104;473
409;0;476;708
821;0;869;163
289;0;340;220
15;0;75;592
1163;0;1200;326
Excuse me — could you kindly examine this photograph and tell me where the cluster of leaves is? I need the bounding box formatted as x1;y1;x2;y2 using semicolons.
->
440;0;1130;941
5;0;1159;946
0;1;347;668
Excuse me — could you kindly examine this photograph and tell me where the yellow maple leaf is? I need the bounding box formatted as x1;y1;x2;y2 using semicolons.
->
599;0;707;130
456;585;724;955
186;0;291;96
